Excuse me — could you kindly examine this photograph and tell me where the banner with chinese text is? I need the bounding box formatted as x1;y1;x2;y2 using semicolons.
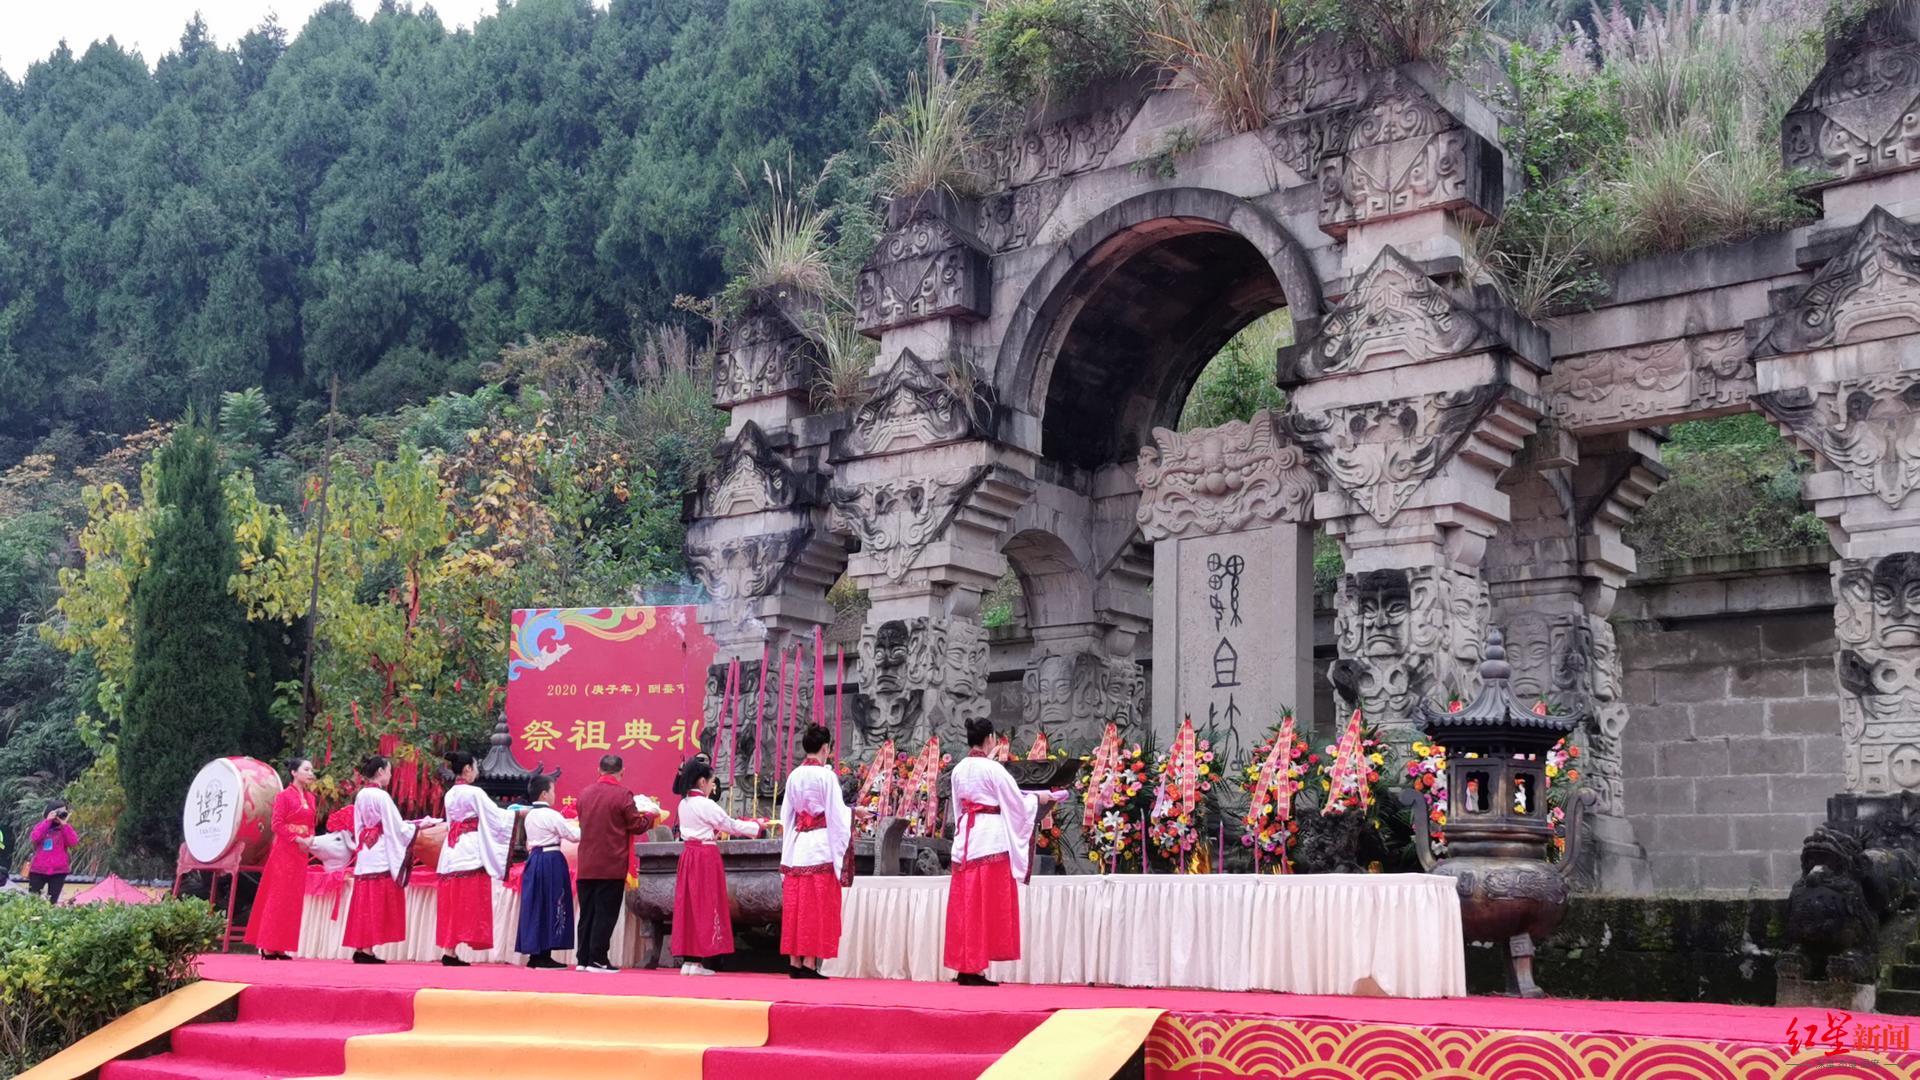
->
504;606;714;815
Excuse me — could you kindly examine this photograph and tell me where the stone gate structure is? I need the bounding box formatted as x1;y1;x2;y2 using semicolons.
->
683;10;1920;893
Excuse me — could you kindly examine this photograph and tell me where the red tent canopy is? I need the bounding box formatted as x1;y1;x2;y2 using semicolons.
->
62;873;159;906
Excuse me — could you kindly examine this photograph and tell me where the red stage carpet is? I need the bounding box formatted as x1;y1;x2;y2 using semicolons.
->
86;955;1920;1079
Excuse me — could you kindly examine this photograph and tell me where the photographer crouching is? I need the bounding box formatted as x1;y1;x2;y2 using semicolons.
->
28;800;79;904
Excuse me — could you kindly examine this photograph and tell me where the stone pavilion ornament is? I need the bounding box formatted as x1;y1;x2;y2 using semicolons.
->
1284;384;1502;524
1410;628;1595;999
836;349;996;458
828;467;991;582
1781;8;1920;186
691;421;815;518
1752;208;1920;359
1831;553;1920;793
684;529;812;603
712;293;819;408
1317;71;1501;237
1280;248;1500;382
854;209;991;336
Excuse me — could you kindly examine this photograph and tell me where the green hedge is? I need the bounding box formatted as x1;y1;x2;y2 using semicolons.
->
0;895;225;1074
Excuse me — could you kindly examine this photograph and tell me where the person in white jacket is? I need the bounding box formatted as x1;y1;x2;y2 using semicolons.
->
779;724;853;978
344;754;437;965
434;750;516;966
944;719;1067;986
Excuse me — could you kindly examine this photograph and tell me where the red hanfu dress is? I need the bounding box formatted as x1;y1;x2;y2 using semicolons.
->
435;783;516;951
778;761;852;958
343;786;417;951
672;794;761;959
244;785;316;954
943;751;1039;975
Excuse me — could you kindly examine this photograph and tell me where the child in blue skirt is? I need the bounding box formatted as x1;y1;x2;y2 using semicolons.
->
515;773;578;969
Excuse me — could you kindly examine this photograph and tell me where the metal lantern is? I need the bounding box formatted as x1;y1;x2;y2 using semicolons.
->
475;710;558;805
1411;627;1595;998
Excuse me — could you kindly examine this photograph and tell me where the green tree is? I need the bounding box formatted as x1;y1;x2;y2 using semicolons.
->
117;424;256;856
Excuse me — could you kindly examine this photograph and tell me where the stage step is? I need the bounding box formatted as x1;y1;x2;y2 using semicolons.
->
99;986;415;1080
704;1002;1047;1080
1880;987;1920;1015
1889;963;1920;992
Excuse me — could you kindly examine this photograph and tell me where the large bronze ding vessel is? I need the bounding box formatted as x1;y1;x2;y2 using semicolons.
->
1411;628;1595;998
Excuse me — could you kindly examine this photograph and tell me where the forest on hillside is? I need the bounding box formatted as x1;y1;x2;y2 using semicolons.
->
0;0;1835;875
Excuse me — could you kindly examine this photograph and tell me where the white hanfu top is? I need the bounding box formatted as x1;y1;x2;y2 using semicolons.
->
522;803;579;848
678;793;761;843
778;762;852;870
948;754;1040;881
438;783;516;878
352;786;417;881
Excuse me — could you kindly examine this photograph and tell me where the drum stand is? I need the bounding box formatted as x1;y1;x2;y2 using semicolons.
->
172;844;261;952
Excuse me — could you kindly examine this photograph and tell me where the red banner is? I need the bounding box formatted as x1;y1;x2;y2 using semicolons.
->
504;606;714;816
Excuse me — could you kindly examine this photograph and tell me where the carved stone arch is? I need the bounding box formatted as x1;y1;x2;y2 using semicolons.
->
1001;526;1097;632
994;188;1325;470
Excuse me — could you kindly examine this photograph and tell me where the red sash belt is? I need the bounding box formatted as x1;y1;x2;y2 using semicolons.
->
447;817;478;845
959;800;1001;863
794;811;827;832
357;824;383;850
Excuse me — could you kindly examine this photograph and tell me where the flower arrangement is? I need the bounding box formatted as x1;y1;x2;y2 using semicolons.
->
1239;711;1308;869
1544;737;1580;857
1405;740;1448;855
1026;730;1051;760
1148;715;1216;869
854;739;900;828
1318;709;1385;817
1075;723;1149;870
898;737;948;837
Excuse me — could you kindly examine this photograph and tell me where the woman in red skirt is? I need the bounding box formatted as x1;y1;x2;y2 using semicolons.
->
671;758;761;976
344;754;435;964
944;718;1068;986
778;724;853;978
434;750;516;966
245;756;317;959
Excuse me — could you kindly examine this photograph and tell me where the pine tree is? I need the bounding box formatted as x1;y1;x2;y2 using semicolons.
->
118;424;253;857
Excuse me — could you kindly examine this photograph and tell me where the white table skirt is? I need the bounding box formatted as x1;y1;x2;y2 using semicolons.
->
294;878;628;966
822;873;1465;998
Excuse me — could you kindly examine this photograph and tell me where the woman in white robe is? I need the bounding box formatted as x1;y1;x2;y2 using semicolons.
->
435;750;516;965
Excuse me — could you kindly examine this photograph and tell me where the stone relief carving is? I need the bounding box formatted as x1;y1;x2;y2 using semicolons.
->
855;218;989;335
1269;34;1371;121
713;307;814;407
1585;618;1629;817
1754;208;1920;357
1261;107;1357;181
842;350;987;457
1834;553;1920;793
1283;385;1501;523
1544;331;1752;431
1757;373;1920;508
829;467;991;582
1281;248;1497;382
974;100;1142;191
1781;11;1920;185
694;421;809;518
973;180;1068;253
1318;72;1488;236
1019;651;1141;748
685;528;811;604
1330;566;1488;729
1134;411;1317;541
853;616;989;755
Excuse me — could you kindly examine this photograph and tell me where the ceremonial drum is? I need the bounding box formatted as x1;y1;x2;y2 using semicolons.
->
181;757;283;866
411;820;447;868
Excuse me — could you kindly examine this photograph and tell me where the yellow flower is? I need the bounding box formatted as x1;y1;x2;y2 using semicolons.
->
1545;765;1559;777
1367;752;1384;766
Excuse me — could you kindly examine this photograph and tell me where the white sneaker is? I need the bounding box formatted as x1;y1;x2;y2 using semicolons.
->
682;962;715;976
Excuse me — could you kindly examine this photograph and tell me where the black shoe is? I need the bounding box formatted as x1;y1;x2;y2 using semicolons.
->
956;972;997;987
527;955;565;970
260;952;288;961
800;967;828;980
590;961;618;972
441;955;469;967
788;966;809;979
352;951;385;965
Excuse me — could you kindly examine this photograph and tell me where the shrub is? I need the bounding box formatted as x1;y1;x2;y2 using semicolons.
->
970;0;1144;109
1623;414;1827;565
1138;0;1341;135
0;895;225;1073
873;70;988;199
